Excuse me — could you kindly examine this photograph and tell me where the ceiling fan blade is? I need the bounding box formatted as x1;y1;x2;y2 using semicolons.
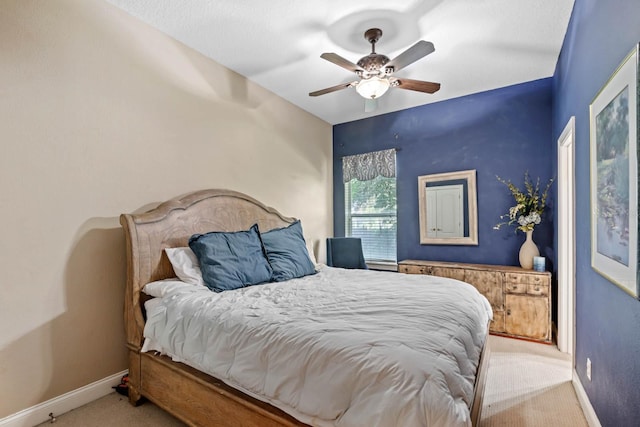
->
309;81;358;97
320;53;364;73
385;41;435;73
394;78;441;94
364;98;378;113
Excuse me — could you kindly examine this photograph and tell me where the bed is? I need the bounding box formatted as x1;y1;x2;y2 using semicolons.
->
120;189;492;427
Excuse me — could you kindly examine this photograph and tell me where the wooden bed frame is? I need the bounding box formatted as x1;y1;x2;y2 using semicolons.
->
120;189;490;427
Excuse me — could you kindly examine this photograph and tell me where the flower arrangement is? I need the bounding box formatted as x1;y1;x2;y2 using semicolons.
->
494;172;554;232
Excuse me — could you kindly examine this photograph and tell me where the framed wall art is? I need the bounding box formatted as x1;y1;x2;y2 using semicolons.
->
418;169;478;246
590;43;640;298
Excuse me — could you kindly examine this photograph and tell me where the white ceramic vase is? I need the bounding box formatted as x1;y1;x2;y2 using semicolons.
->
519;229;539;269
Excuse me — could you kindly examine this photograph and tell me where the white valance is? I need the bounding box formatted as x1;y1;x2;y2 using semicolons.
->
342;149;396;183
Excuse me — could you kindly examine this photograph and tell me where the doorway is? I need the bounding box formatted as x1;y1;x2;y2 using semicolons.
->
557;116;576;359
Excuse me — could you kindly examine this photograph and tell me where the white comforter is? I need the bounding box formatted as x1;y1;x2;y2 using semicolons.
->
143;266;492;427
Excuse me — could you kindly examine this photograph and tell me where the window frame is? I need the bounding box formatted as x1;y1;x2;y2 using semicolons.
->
344;176;398;263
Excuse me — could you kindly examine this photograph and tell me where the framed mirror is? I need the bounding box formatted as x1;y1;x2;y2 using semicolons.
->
418;169;478;245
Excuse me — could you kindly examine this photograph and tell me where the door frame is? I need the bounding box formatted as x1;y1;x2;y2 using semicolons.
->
557;116;576;359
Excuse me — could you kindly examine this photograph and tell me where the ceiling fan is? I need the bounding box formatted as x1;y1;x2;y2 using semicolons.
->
309;28;441;107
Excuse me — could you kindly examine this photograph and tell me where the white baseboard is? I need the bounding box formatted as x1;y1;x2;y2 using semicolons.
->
572;369;602;427
0;370;127;427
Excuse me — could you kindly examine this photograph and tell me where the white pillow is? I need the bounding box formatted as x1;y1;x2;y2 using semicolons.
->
164;247;204;286
305;241;318;265
305;239;324;271
143;279;196;298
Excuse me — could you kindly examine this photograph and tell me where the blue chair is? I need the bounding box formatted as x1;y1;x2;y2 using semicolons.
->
326;237;368;269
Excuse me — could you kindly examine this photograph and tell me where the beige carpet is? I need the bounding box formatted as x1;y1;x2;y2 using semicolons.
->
480;335;587;426
37;335;588;427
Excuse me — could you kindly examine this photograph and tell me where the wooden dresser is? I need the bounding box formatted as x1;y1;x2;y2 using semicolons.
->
398;260;552;343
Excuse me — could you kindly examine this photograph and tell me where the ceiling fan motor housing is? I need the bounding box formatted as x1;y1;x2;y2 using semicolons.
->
357;28;390;77
357;54;390;76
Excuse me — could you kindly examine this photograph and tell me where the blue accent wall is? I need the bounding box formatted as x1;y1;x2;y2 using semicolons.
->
333;1;640;424
553;0;640;425
334;79;554;267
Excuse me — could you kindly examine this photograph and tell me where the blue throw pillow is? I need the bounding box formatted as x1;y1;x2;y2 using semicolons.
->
188;224;273;292
261;220;316;282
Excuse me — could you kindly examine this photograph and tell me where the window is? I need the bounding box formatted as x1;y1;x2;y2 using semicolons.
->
343;149;397;262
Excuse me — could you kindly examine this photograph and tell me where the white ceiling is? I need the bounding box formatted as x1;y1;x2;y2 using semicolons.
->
106;0;575;125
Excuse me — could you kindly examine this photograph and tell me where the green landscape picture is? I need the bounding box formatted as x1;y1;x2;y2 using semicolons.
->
595;86;630;266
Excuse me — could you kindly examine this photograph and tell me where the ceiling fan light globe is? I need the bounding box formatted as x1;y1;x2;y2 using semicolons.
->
356;76;390;99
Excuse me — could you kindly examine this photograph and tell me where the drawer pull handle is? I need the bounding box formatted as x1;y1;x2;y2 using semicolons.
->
535;286;540;292
506;309;511;316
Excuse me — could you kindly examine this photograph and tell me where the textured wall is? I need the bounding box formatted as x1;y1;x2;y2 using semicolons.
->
0;0;331;419
552;0;640;425
334;79;554;267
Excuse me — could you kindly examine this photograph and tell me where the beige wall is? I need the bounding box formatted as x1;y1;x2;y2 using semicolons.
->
0;0;332;418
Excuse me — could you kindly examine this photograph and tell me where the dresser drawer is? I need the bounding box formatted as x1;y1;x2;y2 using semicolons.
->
504;272;522;284
527;283;549;297
399;264;431;275
505;272;548;286
504;281;527;294
528;275;547;286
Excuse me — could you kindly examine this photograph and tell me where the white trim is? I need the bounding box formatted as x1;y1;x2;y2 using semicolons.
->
557;116;576;358
572;370;602;427
367;261;398;271
0;370;127;427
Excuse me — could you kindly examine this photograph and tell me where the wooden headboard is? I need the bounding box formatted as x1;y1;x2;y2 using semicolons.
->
119;189;295;350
